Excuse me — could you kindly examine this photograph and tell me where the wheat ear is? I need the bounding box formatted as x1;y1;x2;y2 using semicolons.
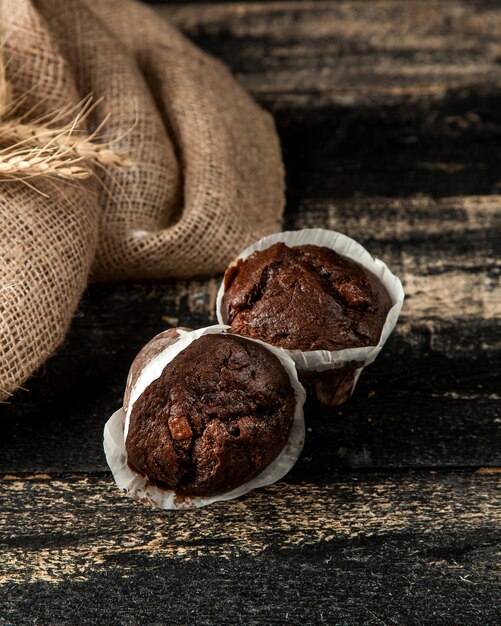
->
0;96;134;168
0;149;91;180
0;43;133;182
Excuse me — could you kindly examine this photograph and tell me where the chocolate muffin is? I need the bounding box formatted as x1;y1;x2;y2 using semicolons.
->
126;333;296;496
221;242;392;352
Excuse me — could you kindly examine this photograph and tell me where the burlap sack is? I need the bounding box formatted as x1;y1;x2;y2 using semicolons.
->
0;0;284;401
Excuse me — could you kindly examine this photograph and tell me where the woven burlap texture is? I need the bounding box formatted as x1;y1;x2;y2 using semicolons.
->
0;0;284;401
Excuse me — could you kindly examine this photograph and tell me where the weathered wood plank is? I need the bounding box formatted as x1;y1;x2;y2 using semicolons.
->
276;91;501;211
1;472;498;574
0;472;499;623
159;1;501;98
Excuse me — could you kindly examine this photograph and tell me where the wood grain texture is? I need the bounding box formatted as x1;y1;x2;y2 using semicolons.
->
159;1;501;98
1;472;500;624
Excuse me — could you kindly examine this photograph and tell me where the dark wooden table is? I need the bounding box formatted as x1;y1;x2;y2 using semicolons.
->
1;2;500;624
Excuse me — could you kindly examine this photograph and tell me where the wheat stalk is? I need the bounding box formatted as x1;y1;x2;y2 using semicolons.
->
0;148;91;180
0;122;133;170
0;42;133;184
0;95;134;168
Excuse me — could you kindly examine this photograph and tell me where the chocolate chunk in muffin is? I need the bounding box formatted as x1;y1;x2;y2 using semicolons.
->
221;242;392;351
126;333;296;497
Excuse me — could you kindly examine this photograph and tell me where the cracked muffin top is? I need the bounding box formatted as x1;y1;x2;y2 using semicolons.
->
126;333;295;496
221;242;392;352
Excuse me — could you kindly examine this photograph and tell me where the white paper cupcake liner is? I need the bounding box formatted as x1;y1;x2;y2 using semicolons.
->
103;325;306;509
216;228;405;403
